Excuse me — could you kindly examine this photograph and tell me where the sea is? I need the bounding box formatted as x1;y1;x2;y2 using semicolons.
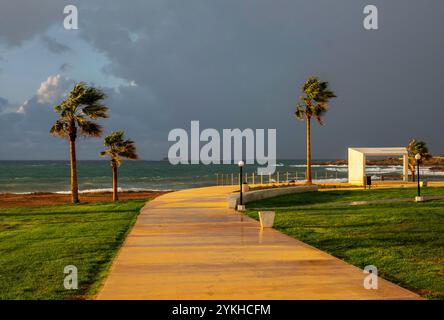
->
0;160;442;194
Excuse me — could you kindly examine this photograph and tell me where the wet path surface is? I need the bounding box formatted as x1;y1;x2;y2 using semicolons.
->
97;186;419;299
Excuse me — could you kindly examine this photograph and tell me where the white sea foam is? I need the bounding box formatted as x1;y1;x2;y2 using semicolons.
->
287;164;444;177
289;164;346;168
325;167;348;172
365;166;402;174
54;187;173;194
421;168;444;176
0;191;34;195
313;178;348;183
272;163;284;167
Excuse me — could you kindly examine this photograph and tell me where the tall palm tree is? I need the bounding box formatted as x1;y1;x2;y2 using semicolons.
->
406;139;431;182
295;76;336;184
50;82;108;204
100;131;138;201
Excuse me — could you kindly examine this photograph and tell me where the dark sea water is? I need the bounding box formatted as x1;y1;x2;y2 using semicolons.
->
0;160;342;193
0;160;440;194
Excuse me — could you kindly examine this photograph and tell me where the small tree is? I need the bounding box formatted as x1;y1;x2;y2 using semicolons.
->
101;131;138;201
406;139;431;182
295;76;336;184
50;83;108;204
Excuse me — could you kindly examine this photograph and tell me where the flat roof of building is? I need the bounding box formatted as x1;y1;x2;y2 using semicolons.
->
349;147;408;156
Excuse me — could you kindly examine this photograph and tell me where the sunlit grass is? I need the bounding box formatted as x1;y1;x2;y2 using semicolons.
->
248;187;444;208
247;189;444;299
0;200;146;300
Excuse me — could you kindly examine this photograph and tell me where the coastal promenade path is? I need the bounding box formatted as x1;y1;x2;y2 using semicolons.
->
96;186;419;299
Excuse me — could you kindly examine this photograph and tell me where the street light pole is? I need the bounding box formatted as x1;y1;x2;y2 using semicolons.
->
415;154;423;202
239;165;243;205
417;159;420;197
238;160;245;211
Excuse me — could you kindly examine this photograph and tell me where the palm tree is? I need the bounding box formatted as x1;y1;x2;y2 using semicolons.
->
406;139;431;182
100;131;138;201
295;76;336;184
50;82;108;204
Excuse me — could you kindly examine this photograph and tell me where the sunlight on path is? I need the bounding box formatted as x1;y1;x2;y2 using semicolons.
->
96;186;420;299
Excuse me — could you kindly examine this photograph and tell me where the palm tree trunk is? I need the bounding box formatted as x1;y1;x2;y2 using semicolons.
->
306;116;312;184
112;164;118;201
409;163;416;182
69;138;79;204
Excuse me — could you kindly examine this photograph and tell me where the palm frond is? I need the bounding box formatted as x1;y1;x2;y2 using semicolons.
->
60;106;74;119
54;104;64;114
119;140;139;160
82;104;109;119
100;149;117;157
295;76;336;124
77;86;107;106
312;104;328;125
101;131;139;164
78;120;103;137
104;131;125;147
406;139;432;163
50;82;109;141
295;104;306;120
49;120;70;137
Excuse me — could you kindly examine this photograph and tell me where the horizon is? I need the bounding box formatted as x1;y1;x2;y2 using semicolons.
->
2;156;438;162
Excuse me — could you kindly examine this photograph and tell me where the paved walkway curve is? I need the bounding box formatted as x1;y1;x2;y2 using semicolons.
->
96;186;420;300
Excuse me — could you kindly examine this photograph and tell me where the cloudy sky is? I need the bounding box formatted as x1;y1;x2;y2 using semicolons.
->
0;0;443;160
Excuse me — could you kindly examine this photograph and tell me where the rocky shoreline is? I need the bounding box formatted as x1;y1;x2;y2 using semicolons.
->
315;157;444;172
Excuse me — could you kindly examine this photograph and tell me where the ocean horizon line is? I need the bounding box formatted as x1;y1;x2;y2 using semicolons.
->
0;158;344;162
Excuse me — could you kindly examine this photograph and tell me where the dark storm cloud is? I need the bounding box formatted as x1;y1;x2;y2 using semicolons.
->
0;0;65;45
75;0;444;158
0;0;443;160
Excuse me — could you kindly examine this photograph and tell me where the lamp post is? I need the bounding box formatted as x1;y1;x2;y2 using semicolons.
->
237;160;245;211
415;153;423;202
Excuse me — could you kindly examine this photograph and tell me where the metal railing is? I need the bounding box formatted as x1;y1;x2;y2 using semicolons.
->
215;171;340;186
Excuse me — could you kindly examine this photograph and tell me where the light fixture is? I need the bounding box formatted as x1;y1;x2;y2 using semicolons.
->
415;153;423;202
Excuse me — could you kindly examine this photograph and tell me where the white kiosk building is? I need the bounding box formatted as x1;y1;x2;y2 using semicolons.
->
348;147;409;186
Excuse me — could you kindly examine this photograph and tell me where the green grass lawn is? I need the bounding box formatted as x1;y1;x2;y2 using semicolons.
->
0;200;146;300
248;186;444;208
246;189;444;299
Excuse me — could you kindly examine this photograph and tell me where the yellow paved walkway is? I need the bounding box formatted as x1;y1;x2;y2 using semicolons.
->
96;186;419;300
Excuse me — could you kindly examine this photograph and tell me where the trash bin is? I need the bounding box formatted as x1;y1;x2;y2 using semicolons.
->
365;175;372;188
259;211;275;228
420;180;427;187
